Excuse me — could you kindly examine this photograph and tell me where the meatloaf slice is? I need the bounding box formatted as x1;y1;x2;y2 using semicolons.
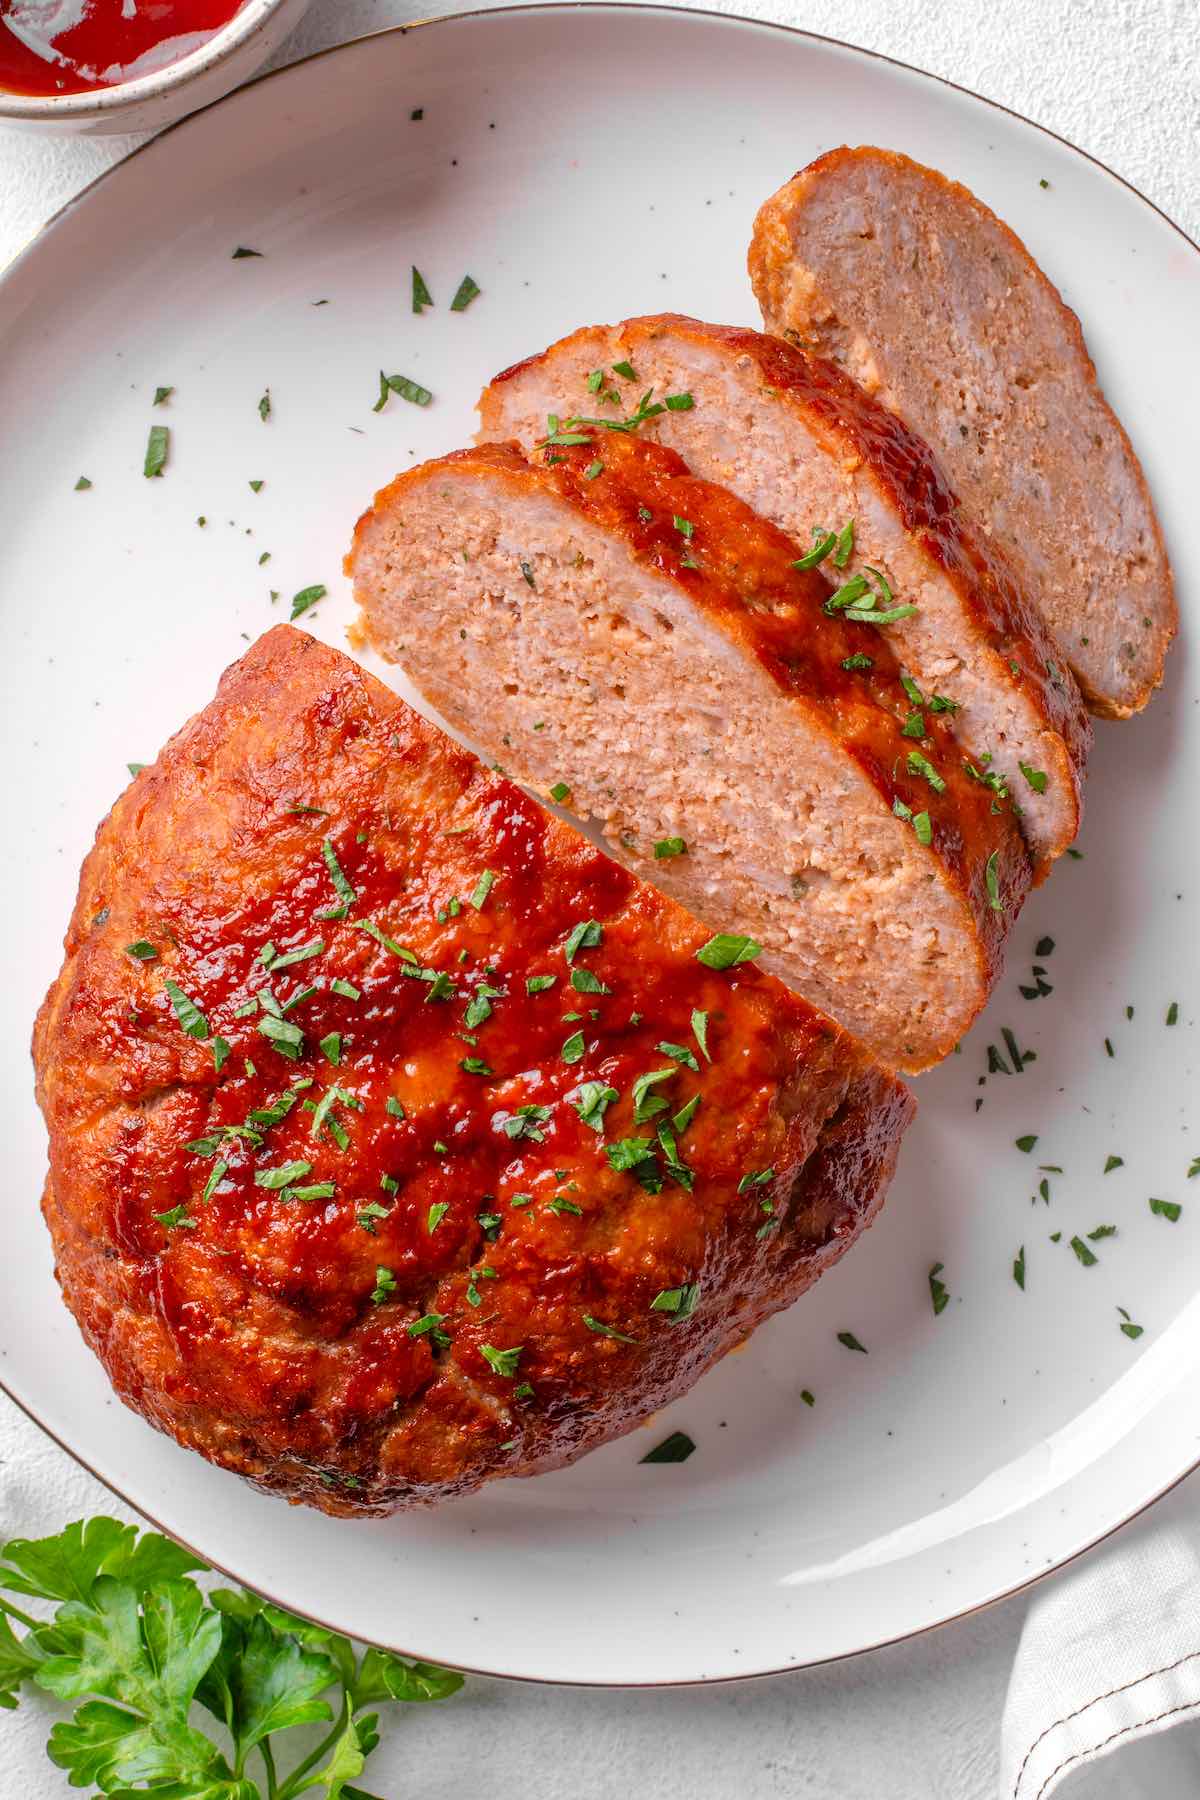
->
478;313;1090;868
33;624;913;1518
349;436;1031;1072
749;147;1176;719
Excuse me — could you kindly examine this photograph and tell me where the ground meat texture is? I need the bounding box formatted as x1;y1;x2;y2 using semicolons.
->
748;146;1175;720
478;313;1091;869
32;626;913;1518
349;437;1031;1073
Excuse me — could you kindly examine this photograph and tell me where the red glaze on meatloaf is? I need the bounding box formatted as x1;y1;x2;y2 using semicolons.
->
33;626;913;1516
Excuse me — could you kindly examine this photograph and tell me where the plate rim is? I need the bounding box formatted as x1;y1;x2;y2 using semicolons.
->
3;0;1198;1689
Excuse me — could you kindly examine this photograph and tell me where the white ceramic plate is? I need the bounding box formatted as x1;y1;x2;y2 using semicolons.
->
3;4;1199;1686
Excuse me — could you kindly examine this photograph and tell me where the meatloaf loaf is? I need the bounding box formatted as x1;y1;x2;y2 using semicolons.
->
479;313;1090;868
749;146;1176;719
349;435;1031;1073
32;625;913;1517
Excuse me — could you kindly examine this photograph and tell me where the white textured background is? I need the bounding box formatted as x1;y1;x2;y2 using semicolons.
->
2;2;1198;1795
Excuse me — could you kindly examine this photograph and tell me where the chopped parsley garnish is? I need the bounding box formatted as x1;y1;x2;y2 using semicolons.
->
691;1008;711;1062
357;1200;391;1234
606;1137;661;1190
331;977;361;1000
1104;1154;1124;1174
549;780;571;803
547;1195;582;1217
450;274;481;311
1070;1235;1098;1267
650;1282;700;1319
673;515;694;540
269;937;325;971
153;1204;195;1229
1016;1135;1038;1153
354;918;409;957
640;1430;695;1464
653;836;687;860
657;1041;699;1071
480;1344;522;1377
374;372;433;410
695;933;762;970
985;850;1003;911
892;798;932;845
460;1056;492;1076
464;983;503;1029
1117;1307;1144;1340
842;652;873;671
570;968;610;995
928;1263;950;1316
232;245;262;258
584;460;604;480
837;1331;868;1353
526;974;557;994
249;478;263;492
1167;1001;1180;1026
582;1314;638;1344
497;1103;553;1142
290;584;327;622
319;1031;342;1066
560;1030;586;1064
163;978;209;1041
906;750;945;793
212;1037;231;1073
140;425;171;482
468;869;497;910
254;1160;313;1190
672;1094;700;1136
833;520;855;567
125;940;158;961
612;359;637;380
1088;1224;1117;1241
564;919;602;962
153;385;173;406
792;530;837;571
366;1266;396;1307
632;1068;675;1122
1013;1245;1026;1290
571;1081;619;1132
1019;762;1048;794
257;1013;304;1059
1150;1197;1182;1222
412;266;433;312
258;389;271;421
738;1168;774;1194
427;1201;449;1233
201;1159;228;1203
74;476;92;491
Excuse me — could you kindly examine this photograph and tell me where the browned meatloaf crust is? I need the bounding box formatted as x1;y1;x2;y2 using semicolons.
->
349;434;1032;1073
749;147;1176;719
479;313;1091;868
32;625;913;1517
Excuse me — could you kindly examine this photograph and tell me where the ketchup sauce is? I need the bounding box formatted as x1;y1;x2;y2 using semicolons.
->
0;0;247;97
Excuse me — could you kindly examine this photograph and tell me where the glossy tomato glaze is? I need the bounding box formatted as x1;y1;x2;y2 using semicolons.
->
33;627;913;1515
436;432;1031;970
0;0;246;96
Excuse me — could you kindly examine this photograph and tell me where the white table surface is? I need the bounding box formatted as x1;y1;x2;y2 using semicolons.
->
2;2;1197;1796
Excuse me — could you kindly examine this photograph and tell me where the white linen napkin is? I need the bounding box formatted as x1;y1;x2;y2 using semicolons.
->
1000;1470;1200;1797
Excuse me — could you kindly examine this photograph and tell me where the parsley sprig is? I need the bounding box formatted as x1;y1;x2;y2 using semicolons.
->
0;1515;462;1795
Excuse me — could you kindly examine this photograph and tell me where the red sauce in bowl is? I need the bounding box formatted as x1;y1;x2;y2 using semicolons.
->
0;0;247;97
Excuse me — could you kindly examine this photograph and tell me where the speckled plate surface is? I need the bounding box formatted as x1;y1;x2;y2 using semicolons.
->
2;4;1199;1685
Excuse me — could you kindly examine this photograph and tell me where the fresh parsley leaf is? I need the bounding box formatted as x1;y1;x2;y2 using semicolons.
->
412;266;433;312
290;583;327;621
653;837;687;859
450;274;481;311
928;1262;950;1316
695;933;762;970
837;1331;868;1353
571;1081;618;1132
163;978;209;1041
1150;1197;1182;1222
640;1431;695;1464
143;425;169;479
480;1344;522;1378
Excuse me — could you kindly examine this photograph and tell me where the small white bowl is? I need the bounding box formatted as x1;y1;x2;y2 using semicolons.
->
0;0;312;134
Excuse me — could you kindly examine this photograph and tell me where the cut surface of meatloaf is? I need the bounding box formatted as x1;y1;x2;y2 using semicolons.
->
479;313;1090;867
349;436;1032;1072
32;624;914;1518
749;147;1176;719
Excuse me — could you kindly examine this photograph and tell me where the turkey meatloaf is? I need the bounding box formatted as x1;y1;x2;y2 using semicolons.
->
32;625;914;1518
349;436;1031;1073
479;313;1090;867
749;147;1175;718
